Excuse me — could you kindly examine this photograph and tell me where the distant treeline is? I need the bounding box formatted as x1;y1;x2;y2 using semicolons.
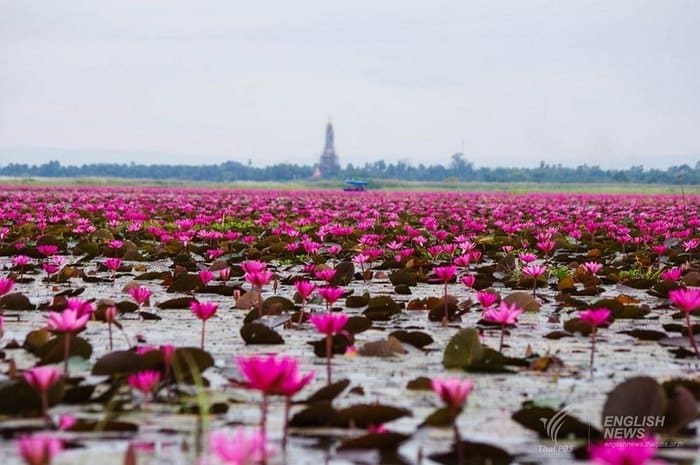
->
1;157;699;184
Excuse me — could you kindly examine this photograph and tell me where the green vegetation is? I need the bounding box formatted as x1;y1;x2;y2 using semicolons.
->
1;158;699;187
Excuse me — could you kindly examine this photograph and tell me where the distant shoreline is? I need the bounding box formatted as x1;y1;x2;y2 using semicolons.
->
0;176;695;194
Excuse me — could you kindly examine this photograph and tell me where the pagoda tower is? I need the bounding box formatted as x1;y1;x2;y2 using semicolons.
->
318;119;340;177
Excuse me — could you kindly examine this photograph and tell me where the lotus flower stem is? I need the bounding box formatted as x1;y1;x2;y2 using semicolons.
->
498;325;505;353
297;300;305;325
589;328;597;378
63;334;71;377
108;322;113;351
453;418;464;465
686;312;699;358
257;288;263;319
325;334;333;384
260;393;269;440
443;281;448;324
283;396;291;450
200;320;206;350
41;390;50;427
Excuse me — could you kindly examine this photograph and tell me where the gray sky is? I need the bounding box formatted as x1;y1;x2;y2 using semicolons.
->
1;0;698;169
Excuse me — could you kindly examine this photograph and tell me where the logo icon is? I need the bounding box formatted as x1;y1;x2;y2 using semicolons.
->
540;407;571;445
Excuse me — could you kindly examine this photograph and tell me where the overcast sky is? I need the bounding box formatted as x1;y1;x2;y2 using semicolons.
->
1;0;699;169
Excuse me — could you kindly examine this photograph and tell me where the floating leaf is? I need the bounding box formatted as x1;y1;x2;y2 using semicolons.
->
421;407;457;427
0;293;34;310
157;297;196;309
345;316;372;334
619;329;667;341
240;323;284;345
39;336;93;364
512;403;602;440
0;379;64;415
389;269;417;286
289;401;337;427
332;404;411;428
443;328;483;369
338;432;410;451
389;330;433;348
309;334;352;357
406;376;433;391
601;377;666;437
503;292;540;312
662;385;698;434
346;293;370;308
304;379;350;404
358;336;406;357
429;440;514;465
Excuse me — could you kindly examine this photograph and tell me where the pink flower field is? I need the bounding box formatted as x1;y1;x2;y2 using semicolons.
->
0;185;697;465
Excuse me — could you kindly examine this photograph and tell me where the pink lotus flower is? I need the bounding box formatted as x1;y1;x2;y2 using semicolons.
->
669;288;700;358
207;428;271;465
483;302;524;325
310;312;349;336
218;267;231;281
236;355;314;440
522;264;547;296
432;377;475;457
518;252;537;264
581;261;602;275
241;260;267;274
579;308;612;377
13;254;31;266
36;244;59;256
476;290;498;308
579;308;611;327
23;366;61;422
18;434;62;465
46;308;89;333
589;437;660;465
660;267;682;282
432;377;474;412
206;248;224;260
57;414;77;431
314;268;336;282
198;269;215;286
294;280;316;324
107;239;123;249
104;257;122;272
127;370;161;411
23;366;61;393
433;265;457;325
236;355;298;394
318;286;344;310
294;280;316;300
191;300;218;349
46;308;89;376
461;275;476;288
310;312;349;384
484;301;524;353
453;254;471;267
245;270;274;288
160;344;176;367
0;277;14;296
66;297;94;318
327;244;342;255
433;265;457;282
42;260;61;278
129;286;151;307
668;288;700;313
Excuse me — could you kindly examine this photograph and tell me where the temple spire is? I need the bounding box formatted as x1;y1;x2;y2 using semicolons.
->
318;119;340;177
